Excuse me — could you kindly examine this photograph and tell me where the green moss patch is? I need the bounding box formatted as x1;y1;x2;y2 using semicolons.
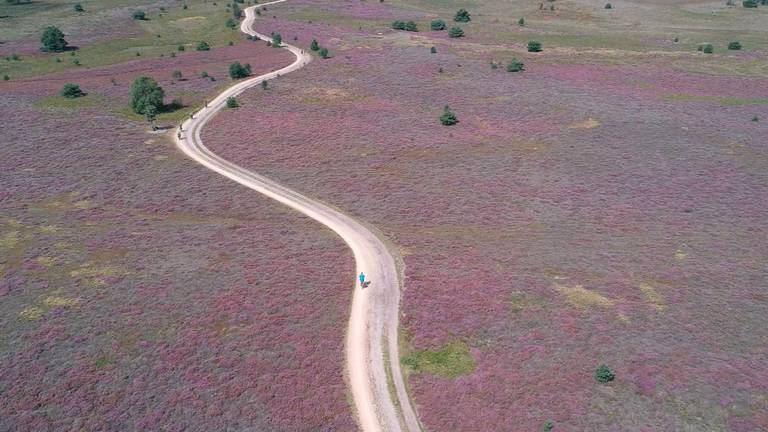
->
401;340;475;378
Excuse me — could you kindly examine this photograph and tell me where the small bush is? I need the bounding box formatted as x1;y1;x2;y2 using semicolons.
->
490;61;498;69
177;44;185;51
541;420;554;432
272;33;282;46
132;10;146;20
226;96;239;108
404;21;418;32
728;41;742;50
391;20;406;30
225;18;237;29
40;26;68;52
3;75;9;81
440;105;458;126
518;17;525;26
702;43;714;53
200;71;209;78
507;58;524;72
228;61;252;78
72;58;80;65
438;67;443;73
594;364;615;384
605;3;612;9
528;40;542;52
454;8;470;22
752;115;759;122
742;0;758;7
448;26;464;38
430;46;437;54
261;80;268;90
318;47;329;58
171;70;183;80
60;83;84;98
196;41;210;51
430;19;446;30
73;3;83;12
228;41;234;46
310;39;319;51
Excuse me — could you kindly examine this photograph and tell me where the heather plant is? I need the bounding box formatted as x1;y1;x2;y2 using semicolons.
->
454;8;471;22
440;105;458;125
594;364;615;383
130;76;164;116
226;96;239;108
310;39;319;51
528;40;542;52
196;41;210;51
73;3;83;12
318;47;330;59
40;26;68;52
229;61;252;78
448;26;464;38
272;33;282;46
728;41;742;50
430;19;446;30
59;83;84;98
132;10;146;20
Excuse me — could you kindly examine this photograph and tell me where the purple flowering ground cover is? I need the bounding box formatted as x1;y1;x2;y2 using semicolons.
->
0;46;356;430
201;1;768;430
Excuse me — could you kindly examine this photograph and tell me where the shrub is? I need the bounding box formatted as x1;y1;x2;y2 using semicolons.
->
438;67;443;73
130;76;165;116
73;3;83;12
132;10;146;20
318;47;329;58
72;58;80;65
440;105;458;125
518;17;525;26
177;44;185;52
40;26;68;52
454;8;470;22
310;39;319;51
528;40;542;52
594;364;615;383
3;75;9;81
182;4;187;9
196;41;210;51
507;58;524;72
225;18;237;29
404;21;418;32
605;3;612;9
226;96;239;108
171;70;183;80
752;115;759;122
261;80;268;89
541;420;554;432
743;0;758;7
490;61;498;69
430;46;437;54
702;43;714;53
60;83;84;98
272;33;282;46
232;2;241;18
228;61;251;78
448;26;464;38
430;19;446;30
728;41;742;50
391;20;406;30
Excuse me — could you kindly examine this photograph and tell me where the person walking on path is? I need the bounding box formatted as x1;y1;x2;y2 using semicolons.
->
359;272;365;287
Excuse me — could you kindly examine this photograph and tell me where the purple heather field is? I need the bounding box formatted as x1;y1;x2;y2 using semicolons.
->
200;1;768;430
0;47;355;431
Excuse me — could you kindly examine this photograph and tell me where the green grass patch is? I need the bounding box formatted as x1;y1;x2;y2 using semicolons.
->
665;93;768;105
400;340;475;378
33;93;103;110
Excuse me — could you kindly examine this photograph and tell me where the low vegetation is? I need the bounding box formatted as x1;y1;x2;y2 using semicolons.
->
594;364;616;384
40;26;68;52
439;105;458;125
454;8;471;22
228;61;252;78
59;83;84;98
401;341;475;378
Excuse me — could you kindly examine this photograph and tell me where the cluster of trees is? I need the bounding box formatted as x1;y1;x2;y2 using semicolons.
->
40;26;68;52
229;61;252;79
130;76;165;127
310;39;330;59
391;20;418;32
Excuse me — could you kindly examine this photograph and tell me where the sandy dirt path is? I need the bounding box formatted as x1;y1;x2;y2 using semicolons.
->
173;3;421;431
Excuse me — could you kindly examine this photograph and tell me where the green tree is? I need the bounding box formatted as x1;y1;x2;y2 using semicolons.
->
728;41;742;50
261;80;268;90
40;26;68;52
60;83;84;98
605;3;613;9
743;0;758;7
225;18;237;28
454;8;471;22
391;20;406;30
430;19;446;30
430;46;437;54
196;41;210;51
73;3;84;12
130;76;165;116
171;70;183;80
541;420;554;432
310;39;319;51
226;96;239;108
271;33;282;46
177;44;185;51
132;10;146;20
594;364;615;384
518;17;525;26
440;105;458;126
701;43;714;53
228;61;252;78
527;40;542;52
507;58;524;72
232;2;241;18
448;26;464;38
318;47;330;58
404;21;418;32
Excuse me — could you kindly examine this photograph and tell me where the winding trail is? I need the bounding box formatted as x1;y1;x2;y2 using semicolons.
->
173;2;421;432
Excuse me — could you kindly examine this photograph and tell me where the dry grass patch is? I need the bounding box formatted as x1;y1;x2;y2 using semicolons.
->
568;117;601;129
554;282;614;309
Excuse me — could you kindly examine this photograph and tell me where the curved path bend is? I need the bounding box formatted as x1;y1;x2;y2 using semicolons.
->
173;2;421;432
